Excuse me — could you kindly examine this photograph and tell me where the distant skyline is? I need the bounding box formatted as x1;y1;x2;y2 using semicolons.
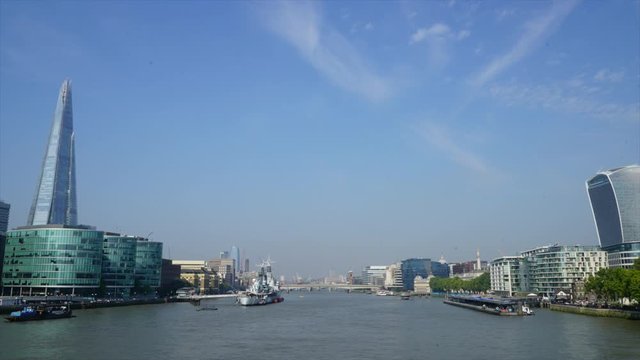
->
1;1;638;277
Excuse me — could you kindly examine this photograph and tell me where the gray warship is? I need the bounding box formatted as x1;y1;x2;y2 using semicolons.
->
237;260;284;306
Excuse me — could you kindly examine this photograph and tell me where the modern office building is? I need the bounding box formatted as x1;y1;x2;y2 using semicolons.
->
491;245;607;296
431;257;450;278
586;165;640;268
2;225;103;296
134;239;163;289
244;258;250;273
27;80;78;226
0;201;9;288
0;200;10;233
527;245;607;295
362;265;387;286
401;258;431;291
102;233;137;296
231;246;240;273
489;256;523;296
384;263;403;289
220;251;229;259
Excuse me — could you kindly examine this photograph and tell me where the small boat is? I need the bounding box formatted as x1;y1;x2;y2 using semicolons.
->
6;304;73;322
376;290;393;296
400;293;411;300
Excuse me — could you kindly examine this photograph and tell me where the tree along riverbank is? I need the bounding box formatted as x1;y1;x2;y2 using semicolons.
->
550;303;640;320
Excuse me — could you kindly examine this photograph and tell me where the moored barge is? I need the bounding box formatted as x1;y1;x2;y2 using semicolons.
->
444;295;534;316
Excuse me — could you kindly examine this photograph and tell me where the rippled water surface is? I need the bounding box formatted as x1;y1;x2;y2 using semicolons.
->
1;292;639;360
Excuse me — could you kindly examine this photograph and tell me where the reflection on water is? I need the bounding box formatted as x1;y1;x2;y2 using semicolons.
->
1;292;639;360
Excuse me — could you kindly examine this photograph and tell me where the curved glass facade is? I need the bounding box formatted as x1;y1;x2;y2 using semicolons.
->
587;165;640;248
135;241;162;289
102;235;137;296
2;225;103;295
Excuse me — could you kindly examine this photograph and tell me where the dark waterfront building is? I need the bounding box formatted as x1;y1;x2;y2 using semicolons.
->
401;258;431;291
0;200;10;233
2;225;103;296
28;80;78;226
231;246;240;273
160;259;181;292
431;261;450;278
586;165;640;268
102;234;137;297
135;240;163;290
0;232;6;292
401;258;450;290
0;200;9;290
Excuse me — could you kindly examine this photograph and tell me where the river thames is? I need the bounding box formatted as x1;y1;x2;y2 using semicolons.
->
1;292;639;360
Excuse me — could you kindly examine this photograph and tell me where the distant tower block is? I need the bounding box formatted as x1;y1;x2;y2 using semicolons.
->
476;249;481;271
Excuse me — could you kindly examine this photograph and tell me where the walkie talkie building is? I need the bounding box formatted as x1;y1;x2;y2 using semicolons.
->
586;165;640;268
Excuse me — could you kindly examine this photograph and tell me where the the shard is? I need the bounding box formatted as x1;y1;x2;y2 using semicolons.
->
27;79;78;226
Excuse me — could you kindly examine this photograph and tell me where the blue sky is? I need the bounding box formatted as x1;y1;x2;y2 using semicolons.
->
1;1;638;278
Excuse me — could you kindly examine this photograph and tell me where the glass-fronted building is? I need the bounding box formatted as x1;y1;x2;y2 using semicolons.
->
489;256;523;296
28;80;78;226
401;258;431;291
586;165;640;268
102;234;137;297
527;245;607;295
362;265;387;286
2;225;103;296
135;240;163;289
0;200;10;233
431;261;450;278
231;246;240;273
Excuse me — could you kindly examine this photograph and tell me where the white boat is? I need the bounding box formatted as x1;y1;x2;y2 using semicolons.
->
376;290;393;296
237;260;284;306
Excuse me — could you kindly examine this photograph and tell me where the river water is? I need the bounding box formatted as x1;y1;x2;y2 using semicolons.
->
1;292;639;360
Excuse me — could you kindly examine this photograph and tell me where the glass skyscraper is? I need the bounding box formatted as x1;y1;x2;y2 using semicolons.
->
231;246;240;273
586;165;640;268
27;79;78;226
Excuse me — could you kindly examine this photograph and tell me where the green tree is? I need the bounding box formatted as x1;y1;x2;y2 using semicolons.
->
633;258;640;271
428;273;490;293
586;267;638;303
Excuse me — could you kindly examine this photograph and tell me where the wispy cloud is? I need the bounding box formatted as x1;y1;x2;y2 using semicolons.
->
259;1;391;101
417;122;497;176
409;23;470;67
489;81;638;122
474;0;579;86
496;9;515;21
410;23;451;44
410;23;470;45
593;68;624;83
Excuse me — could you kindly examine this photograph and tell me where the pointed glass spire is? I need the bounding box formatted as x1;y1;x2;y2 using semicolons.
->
27;79;78;226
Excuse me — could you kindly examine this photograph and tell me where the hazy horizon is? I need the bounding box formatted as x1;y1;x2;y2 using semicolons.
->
1;1;638;278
